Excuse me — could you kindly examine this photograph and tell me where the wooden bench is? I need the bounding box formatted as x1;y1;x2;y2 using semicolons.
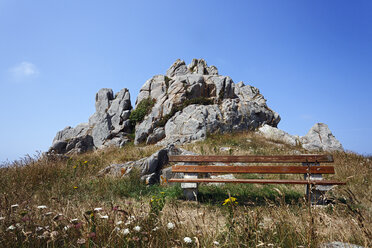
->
168;155;345;204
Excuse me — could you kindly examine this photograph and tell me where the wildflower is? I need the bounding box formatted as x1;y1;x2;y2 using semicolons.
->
100;215;109;219
222;196;238;205
114;227;121;232
167;222;175;229
116;220;123;225
94;207;103;212
83;161;88;164
64;225;70;231
160;191;165;194
37;205;47;209
50;231;58;240
213;241;220;246
77;238;86;245
74;223;82;229
22;216;30;222
73;186;78;189
184;237;192;244
133;226;141;232
7;225;16;231
152;226;159;231
11;204;19;208
73;165;77;169
132;236;140;241
121;228;130;235
160;175;167;185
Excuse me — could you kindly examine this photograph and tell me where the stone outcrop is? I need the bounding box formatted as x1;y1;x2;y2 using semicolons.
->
98;144;197;184
300;123;343;151
258;123;343;152
134;58;280;145
49;58;343;155
49;88;132;155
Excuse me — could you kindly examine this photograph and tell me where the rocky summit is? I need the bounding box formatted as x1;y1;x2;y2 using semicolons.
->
49;58;343;154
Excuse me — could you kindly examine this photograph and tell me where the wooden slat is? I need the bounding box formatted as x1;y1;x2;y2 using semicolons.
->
168;155;334;163
168;178;346;185
172;165;335;174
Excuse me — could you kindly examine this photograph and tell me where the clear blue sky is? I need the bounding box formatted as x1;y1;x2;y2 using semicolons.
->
1;0;371;163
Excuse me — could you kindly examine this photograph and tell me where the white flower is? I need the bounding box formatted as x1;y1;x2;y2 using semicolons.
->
133;226;141;232
167;222;175;229
184;237;192;244
70;218;79;223
213;241;220;246
116;221;123;225
7;225;16;231
121;228;130;235
99;215;109;219
0;217;5;221
37;205;47;209
11;204;19;208
64;226;70;231
94;207;103;212
152;226;159;231
114;227;121;232
125;220;132;225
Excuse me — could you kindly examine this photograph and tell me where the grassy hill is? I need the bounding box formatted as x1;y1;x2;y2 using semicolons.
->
0;132;370;247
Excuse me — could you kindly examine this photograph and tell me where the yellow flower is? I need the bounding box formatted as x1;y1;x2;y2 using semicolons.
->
73;165;77;169
223;196;238;205
73;186;78;189
83;161;88;164
160;192;165;194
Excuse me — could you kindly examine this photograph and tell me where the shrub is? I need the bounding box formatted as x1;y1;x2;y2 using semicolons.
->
129;98;156;124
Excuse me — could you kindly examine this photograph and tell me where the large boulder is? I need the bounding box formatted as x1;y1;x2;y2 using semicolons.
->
133;59;280;145
98;144;197;184
300;123;343;152
257;123;343;152
49;88;132;154
258;124;300;146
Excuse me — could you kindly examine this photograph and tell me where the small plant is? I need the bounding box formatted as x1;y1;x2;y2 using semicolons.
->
129;98;156;124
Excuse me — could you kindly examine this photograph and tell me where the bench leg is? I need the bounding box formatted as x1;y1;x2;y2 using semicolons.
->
181;173;198;201
303;162;332;205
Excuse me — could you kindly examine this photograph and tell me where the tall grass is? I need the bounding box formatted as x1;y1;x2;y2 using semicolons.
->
0;131;370;247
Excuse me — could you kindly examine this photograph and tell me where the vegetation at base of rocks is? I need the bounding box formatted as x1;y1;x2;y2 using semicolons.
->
156;97;214;127
0;132;371;247
129;98;156;124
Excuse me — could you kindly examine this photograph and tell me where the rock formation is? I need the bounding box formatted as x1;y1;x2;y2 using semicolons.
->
258;123;343;151
48;58;343;155
49;88;132;154
134;58;280;145
98;144;197;184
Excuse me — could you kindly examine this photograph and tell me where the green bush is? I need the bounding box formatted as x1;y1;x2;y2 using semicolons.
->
129;98;156;124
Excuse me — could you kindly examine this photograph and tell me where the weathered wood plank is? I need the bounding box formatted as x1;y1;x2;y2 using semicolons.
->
168;178;346;185
168;155;334;163
171;165;335;174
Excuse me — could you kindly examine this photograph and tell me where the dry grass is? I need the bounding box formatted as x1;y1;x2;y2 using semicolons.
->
0;131;371;247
